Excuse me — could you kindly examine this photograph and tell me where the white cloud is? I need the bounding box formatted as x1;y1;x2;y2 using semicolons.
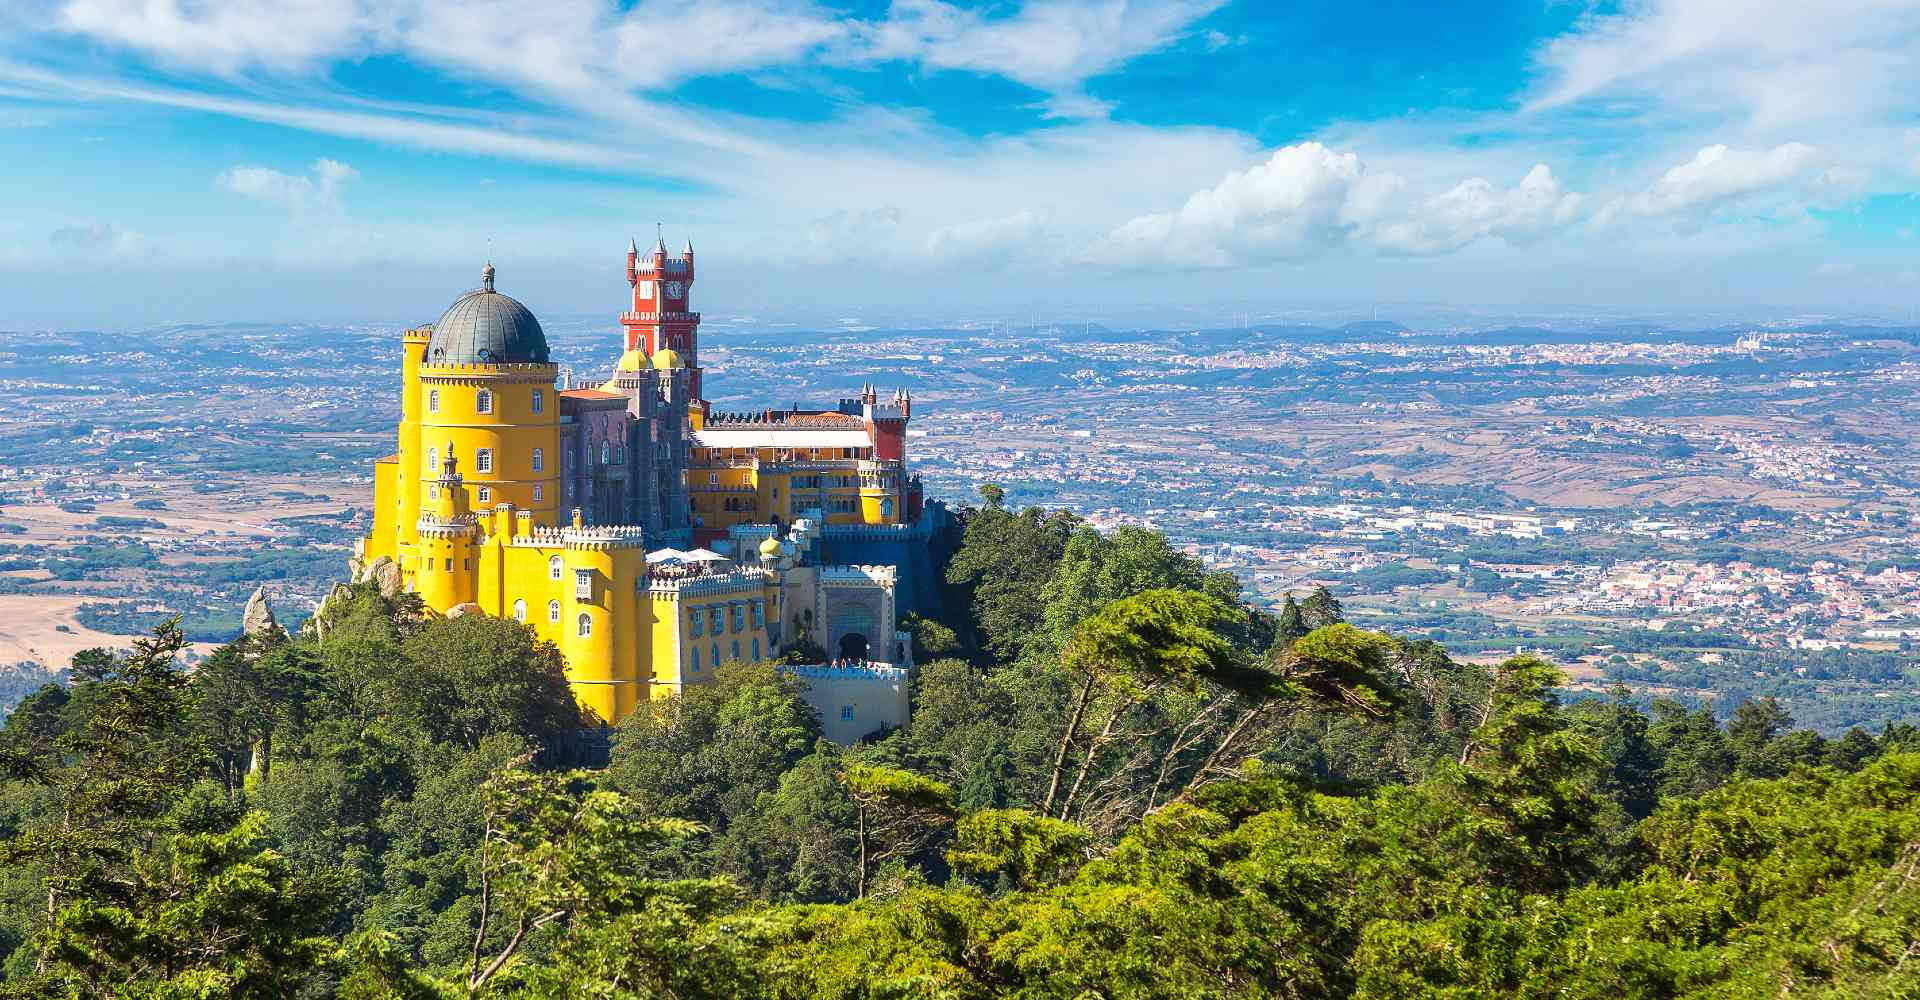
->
1098;143;1397;268
51;0;1220;119
59;0;383;73
1599;143;1819;223
1032;93;1115;121
217;158;358;211
925;209;1057;266
1527;0;1920;130
803;204;905;263
862;0;1225;95
1096;144;1592;267
1374;165;1582;255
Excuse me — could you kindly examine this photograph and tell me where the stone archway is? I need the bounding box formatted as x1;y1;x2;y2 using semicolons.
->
838;632;869;660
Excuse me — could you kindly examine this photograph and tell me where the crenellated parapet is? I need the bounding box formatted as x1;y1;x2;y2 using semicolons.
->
645;567;773;599
781;662;909;682
417;513;479;538
507;524;649;551
820;564;898;584
418;361;561;385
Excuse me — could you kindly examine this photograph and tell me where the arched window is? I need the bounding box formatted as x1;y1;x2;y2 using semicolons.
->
426;447;437;473
577;612;592;637
548;555;563;580
476;389;493;414
690;647;701;672
531;389;544;414
533;484;543;501
531;447;543;472
710;643;721;668
547;600;560;623
476;486;491;504
428;389;439;413
730;640;741;662
512;599;526;622
601;443;611;465
475;449;493;473
751;638;761;661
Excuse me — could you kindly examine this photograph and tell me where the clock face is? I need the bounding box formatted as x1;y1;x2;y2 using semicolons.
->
664;281;684;299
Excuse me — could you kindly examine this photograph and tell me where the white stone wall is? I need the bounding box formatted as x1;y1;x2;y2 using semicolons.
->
788;665;909;745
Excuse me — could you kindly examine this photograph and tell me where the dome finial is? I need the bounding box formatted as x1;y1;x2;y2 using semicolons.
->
482;259;495;292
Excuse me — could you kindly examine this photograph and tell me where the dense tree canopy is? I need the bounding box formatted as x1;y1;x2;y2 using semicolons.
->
0;507;1914;997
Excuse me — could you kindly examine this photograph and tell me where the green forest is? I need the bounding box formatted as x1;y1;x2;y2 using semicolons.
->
0;491;1916;998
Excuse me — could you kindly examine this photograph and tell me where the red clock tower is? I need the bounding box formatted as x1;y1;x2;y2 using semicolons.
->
622;231;703;398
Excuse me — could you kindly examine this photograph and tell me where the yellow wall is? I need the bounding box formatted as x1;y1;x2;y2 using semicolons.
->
645;580;777;699
415;364;561;535
688;443;907;533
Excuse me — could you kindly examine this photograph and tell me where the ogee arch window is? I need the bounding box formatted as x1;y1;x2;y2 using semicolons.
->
547;600;560;623
577;612;592;638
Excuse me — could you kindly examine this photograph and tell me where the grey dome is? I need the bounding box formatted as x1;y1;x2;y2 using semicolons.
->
425;265;550;365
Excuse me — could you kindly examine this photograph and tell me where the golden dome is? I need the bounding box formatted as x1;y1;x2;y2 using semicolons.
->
614;348;648;371
652;348;685;370
758;536;784;559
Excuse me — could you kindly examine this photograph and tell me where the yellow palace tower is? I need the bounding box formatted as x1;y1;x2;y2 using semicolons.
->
357;253;924;740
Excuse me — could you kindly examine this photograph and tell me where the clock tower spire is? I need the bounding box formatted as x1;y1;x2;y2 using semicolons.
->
621;228;702;398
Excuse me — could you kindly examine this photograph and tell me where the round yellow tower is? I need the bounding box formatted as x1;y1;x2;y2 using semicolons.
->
415;446;479;610
415;262;562;533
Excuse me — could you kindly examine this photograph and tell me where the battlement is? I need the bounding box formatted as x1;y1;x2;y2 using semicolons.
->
820;564;897;584
646;568;772;598
781;662;909;682
416;513;478;537
507;524;649;550
620;311;701;324
404;326;434;341
418;361;560;380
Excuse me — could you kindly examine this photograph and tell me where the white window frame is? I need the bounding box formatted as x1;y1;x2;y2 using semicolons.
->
531;389;544;414
531;447;543;472
533;484;543;501
548;555;563;580
476;449;493;474
548;600;561;623
476;486;491;504
513;599;526;622
574;569;593;600
476;389;493;414
428;389;439;413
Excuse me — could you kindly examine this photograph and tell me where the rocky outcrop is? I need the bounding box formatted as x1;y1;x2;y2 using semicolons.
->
364;555;402;598
447;602;483;618
242;586;286;643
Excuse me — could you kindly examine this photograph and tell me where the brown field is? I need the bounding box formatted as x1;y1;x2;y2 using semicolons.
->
0;593;219;668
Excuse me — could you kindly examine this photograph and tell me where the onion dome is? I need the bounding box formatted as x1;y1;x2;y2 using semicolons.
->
758;535;784;560
652;348;686;370
426;262;550;365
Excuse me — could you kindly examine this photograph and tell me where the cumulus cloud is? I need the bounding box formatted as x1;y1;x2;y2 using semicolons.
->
1373;165;1582;255
1597;143;1819;224
217;158;358;211
1095;143;1402;268
1094;144;1589;267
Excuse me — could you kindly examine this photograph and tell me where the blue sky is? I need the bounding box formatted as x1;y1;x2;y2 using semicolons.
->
1;0;1919;328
